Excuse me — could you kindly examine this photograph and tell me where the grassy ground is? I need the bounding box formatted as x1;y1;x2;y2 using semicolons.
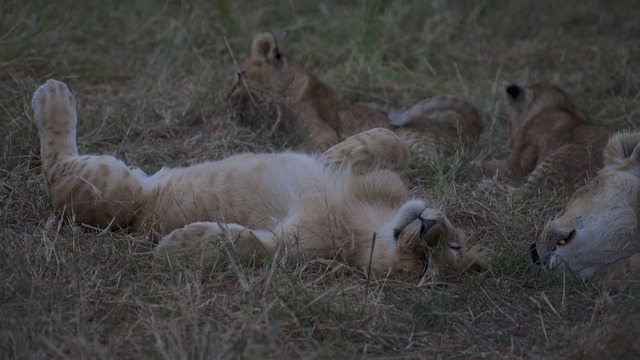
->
2;0;640;358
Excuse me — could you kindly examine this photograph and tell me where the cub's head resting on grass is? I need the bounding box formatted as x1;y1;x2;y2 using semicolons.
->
32;79;485;280
228;32;483;154
500;83;614;190
532;133;640;293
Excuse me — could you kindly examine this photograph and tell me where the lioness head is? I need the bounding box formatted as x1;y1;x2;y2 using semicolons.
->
531;133;640;278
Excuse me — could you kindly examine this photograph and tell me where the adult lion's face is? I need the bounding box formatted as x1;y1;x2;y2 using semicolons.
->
532;133;640;278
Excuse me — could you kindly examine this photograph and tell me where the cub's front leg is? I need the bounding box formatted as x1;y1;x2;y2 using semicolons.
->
32;80;144;229
156;222;279;264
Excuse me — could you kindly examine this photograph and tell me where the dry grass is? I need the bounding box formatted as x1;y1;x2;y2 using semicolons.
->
2;0;640;358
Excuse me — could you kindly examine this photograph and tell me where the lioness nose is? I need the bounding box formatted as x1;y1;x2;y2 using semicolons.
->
530;243;540;264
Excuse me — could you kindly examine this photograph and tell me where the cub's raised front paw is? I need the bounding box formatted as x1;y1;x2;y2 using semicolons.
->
32;79;77;130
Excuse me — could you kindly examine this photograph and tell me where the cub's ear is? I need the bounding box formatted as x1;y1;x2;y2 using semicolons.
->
505;83;524;102
602;132;640;173
251;33;283;63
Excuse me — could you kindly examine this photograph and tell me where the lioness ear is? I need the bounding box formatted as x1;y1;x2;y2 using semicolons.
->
251;33;282;63
619;137;640;176
602;132;640;170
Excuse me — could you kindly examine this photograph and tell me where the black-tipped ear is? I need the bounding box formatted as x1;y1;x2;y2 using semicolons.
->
506;84;522;101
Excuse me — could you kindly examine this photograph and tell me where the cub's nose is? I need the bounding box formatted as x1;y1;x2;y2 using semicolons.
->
530;243;540;264
419;219;438;237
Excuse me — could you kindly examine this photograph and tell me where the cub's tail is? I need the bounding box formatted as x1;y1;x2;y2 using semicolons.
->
388;95;483;142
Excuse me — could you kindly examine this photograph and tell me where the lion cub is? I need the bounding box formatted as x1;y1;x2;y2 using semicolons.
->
228;33;482;155
499;83;614;190
32;79;485;278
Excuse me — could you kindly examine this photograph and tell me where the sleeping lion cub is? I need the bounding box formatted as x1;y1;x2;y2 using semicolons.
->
500;83;614;190
32;79;484;277
228;33;482;154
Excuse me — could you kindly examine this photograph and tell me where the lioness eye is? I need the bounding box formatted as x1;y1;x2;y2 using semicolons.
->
556;230;576;247
564;230;576;243
274;50;282;61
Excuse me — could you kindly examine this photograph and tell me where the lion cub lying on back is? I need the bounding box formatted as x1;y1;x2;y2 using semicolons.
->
32;79;484;278
228;33;482;155
500;83;614;190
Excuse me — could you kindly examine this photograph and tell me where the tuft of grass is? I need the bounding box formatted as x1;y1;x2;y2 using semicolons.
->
2;0;640;358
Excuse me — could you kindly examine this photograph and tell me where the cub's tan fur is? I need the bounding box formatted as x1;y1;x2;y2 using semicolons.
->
532;133;640;292
500;83;614;190
33;79;484;277
228;33;482;154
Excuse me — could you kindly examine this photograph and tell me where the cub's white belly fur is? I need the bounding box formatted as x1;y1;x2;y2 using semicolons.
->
138;152;338;235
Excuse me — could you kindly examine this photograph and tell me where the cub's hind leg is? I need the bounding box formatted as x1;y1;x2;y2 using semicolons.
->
156;222;279;264
32;80;143;229
319;128;411;173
